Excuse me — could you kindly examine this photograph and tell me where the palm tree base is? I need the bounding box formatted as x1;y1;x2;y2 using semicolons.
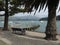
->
44;34;57;41
44;37;57;41
2;28;9;31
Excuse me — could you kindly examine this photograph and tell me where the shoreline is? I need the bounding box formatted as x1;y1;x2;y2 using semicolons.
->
0;27;60;35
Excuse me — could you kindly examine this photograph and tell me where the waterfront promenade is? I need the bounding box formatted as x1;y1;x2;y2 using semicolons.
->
0;31;60;45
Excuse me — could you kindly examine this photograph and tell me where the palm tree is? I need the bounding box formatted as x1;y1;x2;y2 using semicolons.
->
0;1;4;11
0;0;59;40
45;0;59;40
0;0;8;30
22;0;59;40
1;0;31;30
3;0;9;30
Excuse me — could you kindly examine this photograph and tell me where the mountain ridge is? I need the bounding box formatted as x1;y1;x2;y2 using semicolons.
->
0;15;40;21
40;15;60;21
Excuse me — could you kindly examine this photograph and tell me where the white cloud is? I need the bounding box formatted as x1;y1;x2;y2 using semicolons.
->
0;11;5;15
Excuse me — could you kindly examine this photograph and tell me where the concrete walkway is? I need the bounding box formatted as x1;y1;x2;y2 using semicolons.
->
0;40;8;45
0;31;60;45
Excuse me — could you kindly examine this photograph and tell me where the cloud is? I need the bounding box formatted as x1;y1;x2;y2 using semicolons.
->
0;11;5;15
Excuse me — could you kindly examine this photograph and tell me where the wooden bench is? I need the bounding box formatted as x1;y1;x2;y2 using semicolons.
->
12;28;26;35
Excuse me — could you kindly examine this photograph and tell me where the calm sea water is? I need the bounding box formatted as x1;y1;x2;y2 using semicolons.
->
0;21;60;34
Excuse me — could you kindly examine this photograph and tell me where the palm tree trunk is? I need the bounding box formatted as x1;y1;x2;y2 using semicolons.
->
45;4;57;40
3;14;9;30
3;0;9;30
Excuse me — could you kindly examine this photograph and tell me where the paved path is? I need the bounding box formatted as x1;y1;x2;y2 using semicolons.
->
0;40;8;45
0;31;60;45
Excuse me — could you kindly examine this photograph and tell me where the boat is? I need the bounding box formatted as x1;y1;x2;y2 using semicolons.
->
40;21;44;23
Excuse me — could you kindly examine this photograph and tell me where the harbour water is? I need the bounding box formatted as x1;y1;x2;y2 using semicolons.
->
0;21;60;34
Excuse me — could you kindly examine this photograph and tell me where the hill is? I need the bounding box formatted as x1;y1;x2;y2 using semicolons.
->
40;15;60;21
0;15;40;21
9;15;40;21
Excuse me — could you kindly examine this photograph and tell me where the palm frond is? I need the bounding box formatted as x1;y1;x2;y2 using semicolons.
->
22;0;59;12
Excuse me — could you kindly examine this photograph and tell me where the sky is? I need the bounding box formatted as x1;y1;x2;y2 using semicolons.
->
14;3;60;18
0;3;60;18
14;9;60;18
